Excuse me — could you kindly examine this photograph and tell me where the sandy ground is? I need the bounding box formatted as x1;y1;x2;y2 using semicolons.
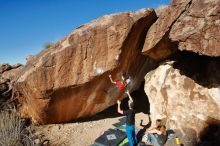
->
33;85;152;146
33;112;150;146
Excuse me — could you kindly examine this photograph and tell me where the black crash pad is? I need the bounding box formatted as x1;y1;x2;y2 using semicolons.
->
112;117;126;128
93;128;126;146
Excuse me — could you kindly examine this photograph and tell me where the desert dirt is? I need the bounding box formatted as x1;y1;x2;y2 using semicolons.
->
33;111;149;146
33;89;151;146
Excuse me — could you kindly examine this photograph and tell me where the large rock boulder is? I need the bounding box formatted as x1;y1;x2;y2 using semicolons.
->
142;0;191;60
170;0;220;56
0;64;23;107
142;0;220;59
142;0;220;145
144;54;220;145
15;9;157;124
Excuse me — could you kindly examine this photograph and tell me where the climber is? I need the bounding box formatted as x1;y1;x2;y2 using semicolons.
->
136;115;152;142
148;119;163;131
108;74;127;91
117;90;138;146
137;117;163;143
147;125;167;146
143;124;168;146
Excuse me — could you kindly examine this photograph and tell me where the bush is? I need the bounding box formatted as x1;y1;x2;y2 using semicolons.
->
0;111;34;146
44;42;55;49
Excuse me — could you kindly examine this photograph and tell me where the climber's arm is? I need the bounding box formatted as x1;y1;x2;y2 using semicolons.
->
125;90;133;102
109;75;116;84
117;100;123;114
147;128;162;135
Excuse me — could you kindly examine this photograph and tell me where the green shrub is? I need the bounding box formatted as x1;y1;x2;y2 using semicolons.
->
44;42;55;49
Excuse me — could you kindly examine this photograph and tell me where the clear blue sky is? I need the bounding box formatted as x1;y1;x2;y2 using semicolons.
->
0;0;170;64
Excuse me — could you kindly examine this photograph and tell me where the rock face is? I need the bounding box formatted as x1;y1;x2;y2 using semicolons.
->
142;0;220;145
170;0;220;56
0;64;23;107
144;54;220;145
15;9;157;124
11;2;220;145
142;0;220;59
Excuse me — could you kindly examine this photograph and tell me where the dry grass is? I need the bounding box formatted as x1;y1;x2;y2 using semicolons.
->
0;110;34;146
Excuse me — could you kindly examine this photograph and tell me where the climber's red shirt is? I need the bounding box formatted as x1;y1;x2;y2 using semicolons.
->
115;81;125;90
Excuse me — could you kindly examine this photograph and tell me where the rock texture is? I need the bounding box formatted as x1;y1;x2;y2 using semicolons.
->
15;9;157;124
170;0;220;56
144;56;220;145
10;2;220;146
142;0;220;59
0;64;23;107
142;0;220;145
